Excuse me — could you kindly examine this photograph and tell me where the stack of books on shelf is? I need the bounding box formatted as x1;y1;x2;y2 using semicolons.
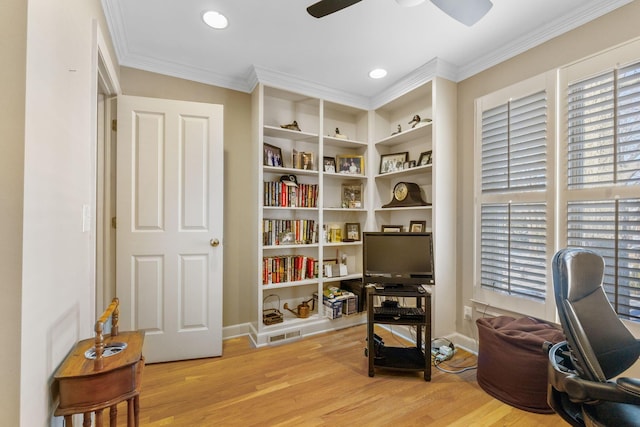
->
263;219;318;246
262;255;318;285
264;180;318;207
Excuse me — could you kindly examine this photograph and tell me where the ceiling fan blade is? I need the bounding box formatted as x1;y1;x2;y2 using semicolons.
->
307;0;362;18
430;0;493;26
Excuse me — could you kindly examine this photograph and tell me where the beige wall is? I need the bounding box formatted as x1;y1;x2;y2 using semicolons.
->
119;67;256;328
7;0;118;424
0;0;27;425
456;1;640;331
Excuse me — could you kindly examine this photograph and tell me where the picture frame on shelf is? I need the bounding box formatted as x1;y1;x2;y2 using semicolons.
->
379;151;408;174
381;224;403;232
409;220;427;232
418;150;432;166
336;154;364;175
323;156;336;173
329;225;342;242
292;150;315;170
301;152;314;170
344;223;361;242
341;183;363;209
263;143;283;167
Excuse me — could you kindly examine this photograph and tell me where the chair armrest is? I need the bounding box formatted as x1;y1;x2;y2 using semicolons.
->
618;377;640;398
561;375;640;405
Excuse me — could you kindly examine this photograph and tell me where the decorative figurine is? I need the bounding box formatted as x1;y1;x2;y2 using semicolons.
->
334;127;347;139
280;120;301;131
408;114;432;128
391;124;402;135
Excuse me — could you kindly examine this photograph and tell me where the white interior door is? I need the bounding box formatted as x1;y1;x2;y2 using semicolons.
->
116;95;223;363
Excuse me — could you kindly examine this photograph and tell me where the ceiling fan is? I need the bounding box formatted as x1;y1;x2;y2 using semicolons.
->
307;0;493;26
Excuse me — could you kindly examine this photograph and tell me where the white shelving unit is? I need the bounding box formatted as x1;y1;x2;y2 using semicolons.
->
251;77;457;346
371;78;457;338
252;85;370;346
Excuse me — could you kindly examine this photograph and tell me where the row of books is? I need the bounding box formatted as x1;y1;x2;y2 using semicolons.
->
262;255;319;285
264;181;318;208
263;219;318;246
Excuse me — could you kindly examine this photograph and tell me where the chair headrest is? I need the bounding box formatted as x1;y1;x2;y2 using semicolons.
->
555;248;605;303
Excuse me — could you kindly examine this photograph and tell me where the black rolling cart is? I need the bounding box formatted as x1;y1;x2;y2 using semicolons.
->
366;285;432;381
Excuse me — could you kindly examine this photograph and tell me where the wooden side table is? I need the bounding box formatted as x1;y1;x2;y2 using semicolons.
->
54;299;145;427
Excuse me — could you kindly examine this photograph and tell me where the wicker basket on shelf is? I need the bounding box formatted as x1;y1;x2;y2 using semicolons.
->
263;294;284;325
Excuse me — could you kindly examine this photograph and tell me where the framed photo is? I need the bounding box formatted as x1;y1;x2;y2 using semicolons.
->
336;154;365;175
341;183;363;209
409;220;427;232
344;223;361;242
379;152;409;174
329;226;342;242
301;152;314;170
381;224;403;232
263;143;283;167
418;150;433;166
323;156;336;173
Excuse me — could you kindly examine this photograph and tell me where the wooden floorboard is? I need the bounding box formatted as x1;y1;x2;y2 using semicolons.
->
116;324;563;426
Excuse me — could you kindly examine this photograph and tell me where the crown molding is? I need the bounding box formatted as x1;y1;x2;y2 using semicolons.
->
250;66;371;110
100;0;129;65
369;58;457;109
119;54;252;93
456;0;633;81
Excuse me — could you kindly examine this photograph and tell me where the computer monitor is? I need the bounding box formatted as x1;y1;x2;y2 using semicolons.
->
363;232;435;286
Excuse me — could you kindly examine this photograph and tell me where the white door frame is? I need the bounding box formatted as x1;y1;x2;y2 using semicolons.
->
94;20;121;315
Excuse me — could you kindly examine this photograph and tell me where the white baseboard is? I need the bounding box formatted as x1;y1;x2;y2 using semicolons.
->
223;322;252;340
222;321;479;354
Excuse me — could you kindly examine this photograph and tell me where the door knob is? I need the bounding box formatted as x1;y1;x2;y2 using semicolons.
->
210;238;220;247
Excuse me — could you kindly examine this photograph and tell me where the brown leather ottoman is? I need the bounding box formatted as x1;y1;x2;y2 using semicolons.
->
476;316;564;413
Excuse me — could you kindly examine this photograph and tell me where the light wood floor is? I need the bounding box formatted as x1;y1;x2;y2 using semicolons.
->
117;325;563;426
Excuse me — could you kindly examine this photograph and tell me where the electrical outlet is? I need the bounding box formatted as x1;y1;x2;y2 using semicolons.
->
463;305;473;320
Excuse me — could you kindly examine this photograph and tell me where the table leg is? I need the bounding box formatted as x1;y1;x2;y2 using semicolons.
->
83;412;91;427
64;415;73;427
110;405;117;427
128;397;134;426
134;395;140;427
95;408;104;427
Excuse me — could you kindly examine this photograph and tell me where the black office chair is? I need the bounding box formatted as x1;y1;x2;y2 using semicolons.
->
548;248;640;426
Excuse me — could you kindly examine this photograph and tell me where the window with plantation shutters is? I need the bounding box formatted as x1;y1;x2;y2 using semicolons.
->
482;91;548;193
567;199;640;321
474;45;640;323
567;63;640;188
564;58;640;321
480;203;547;300
478;86;550;304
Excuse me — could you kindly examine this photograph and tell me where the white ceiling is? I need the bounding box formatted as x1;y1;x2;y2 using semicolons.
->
102;0;631;109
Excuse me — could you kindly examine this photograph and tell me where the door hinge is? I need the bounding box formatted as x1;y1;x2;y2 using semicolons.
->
111;119;117;132
111;217;117;229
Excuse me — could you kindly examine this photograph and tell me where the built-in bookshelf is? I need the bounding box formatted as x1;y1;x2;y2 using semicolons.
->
251;77;457;346
252;85;370;347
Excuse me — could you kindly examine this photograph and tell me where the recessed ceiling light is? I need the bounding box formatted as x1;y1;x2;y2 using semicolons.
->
202;11;228;29
395;0;426;6
369;68;388;79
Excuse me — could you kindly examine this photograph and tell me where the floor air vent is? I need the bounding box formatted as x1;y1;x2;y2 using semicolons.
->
268;330;301;344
